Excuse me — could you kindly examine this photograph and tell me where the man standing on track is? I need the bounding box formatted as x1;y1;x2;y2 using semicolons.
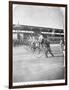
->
60;37;64;55
44;37;54;58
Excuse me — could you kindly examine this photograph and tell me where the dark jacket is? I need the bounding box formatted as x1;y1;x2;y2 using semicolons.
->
44;39;50;47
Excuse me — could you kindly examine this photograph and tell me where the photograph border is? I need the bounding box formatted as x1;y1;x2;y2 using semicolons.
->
9;1;67;89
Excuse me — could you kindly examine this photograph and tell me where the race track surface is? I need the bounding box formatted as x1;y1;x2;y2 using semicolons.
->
13;44;64;82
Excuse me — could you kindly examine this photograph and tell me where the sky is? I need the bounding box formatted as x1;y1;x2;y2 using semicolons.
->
13;4;65;29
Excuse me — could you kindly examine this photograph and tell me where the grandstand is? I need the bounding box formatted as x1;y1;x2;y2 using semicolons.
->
13;24;64;46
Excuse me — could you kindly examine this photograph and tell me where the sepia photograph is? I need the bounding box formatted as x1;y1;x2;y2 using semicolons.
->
9;1;67;88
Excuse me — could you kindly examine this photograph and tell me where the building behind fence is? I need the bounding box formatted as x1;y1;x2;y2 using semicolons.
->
13;24;64;47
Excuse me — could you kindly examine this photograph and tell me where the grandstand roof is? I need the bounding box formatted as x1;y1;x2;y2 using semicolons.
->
13;24;63;33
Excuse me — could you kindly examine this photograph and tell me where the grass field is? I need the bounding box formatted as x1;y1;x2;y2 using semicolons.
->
13;44;65;83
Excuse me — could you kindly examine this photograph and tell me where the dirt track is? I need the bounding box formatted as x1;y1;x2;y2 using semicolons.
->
13;45;64;82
